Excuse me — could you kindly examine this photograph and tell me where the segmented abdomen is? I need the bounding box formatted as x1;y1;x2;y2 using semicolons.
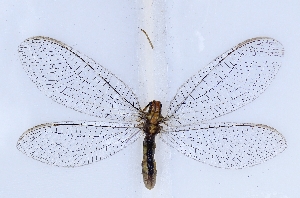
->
142;134;157;190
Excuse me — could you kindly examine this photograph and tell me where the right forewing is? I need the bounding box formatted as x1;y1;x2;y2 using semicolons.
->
17;121;142;167
166;38;284;125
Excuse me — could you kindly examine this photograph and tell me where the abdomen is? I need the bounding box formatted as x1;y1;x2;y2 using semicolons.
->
142;134;157;189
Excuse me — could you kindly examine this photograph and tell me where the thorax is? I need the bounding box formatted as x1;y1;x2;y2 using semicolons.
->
142;100;164;135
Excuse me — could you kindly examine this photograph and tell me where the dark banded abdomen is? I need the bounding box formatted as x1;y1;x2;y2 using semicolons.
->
142;134;157;189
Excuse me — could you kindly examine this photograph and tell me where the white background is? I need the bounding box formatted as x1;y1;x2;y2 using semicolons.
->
1;1;300;198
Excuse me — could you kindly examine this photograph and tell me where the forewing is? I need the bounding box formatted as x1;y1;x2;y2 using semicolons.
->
166;38;284;125
18;36;140;121
17;121;142;167
160;123;287;169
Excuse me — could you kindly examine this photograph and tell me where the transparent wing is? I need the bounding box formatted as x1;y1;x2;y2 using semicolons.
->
160;122;287;169
166;37;284;125
18;36;140;121
17;121;142;167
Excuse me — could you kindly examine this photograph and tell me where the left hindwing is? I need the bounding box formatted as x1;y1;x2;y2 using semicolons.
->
17;121;142;167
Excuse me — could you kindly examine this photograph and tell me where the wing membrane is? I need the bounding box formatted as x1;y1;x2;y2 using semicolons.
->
18;36;140;121
17;121;142;167
160;122;287;169
166;38;284;125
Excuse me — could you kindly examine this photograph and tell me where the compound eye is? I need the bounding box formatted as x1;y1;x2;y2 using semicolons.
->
147;101;153;112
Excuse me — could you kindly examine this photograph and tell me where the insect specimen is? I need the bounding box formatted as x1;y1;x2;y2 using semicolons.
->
17;36;287;190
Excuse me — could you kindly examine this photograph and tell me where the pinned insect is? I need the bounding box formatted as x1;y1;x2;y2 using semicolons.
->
17;36;287;189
